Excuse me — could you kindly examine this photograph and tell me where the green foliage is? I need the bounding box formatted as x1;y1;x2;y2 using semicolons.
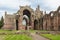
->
0;16;4;28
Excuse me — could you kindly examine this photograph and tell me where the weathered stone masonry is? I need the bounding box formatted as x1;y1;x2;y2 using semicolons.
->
2;5;60;31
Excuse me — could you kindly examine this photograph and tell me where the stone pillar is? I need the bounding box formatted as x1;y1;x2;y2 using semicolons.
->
18;14;23;30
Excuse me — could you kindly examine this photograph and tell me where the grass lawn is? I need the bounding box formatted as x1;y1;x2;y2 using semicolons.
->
0;29;16;33
41;34;60;40
0;34;32;40
0;30;32;40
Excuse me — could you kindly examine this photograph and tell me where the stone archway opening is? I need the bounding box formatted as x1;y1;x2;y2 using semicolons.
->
23;9;31;26
22;17;28;30
16;20;18;30
34;20;38;30
22;9;31;30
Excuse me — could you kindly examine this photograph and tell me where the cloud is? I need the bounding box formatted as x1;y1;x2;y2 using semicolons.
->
39;0;60;12
0;0;31;11
0;0;31;19
0;0;60;18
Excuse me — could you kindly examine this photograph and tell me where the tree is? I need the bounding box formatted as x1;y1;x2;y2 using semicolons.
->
0;16;4;28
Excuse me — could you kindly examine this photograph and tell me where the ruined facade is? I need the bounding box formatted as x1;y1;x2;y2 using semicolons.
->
3;5;43;30
2;5;60;31
43;6;60;31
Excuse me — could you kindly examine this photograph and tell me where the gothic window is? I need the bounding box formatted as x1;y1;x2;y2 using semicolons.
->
34;20;38;30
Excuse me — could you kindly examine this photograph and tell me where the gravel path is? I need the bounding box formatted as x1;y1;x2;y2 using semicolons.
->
31;33;49;40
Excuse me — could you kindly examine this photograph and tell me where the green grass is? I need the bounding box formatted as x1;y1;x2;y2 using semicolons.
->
29;30;37;33
0;34;32;40
18;30;37;33
0;30;16;33
0;30;32;40
41;34;60;40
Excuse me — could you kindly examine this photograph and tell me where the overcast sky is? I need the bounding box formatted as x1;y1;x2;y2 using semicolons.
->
0;0;60;18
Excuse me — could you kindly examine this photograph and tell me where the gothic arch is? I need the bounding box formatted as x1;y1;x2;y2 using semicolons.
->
34;20;38;30
23;17;28;30
17;6;34;30
23;9;31;26
19;6;34;15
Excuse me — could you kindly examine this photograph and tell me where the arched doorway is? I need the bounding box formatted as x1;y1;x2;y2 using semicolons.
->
34;20;38;30
39;18;43;30
16;20;18;30
22;9;31;30
16;14;20;30
22;17;28;30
